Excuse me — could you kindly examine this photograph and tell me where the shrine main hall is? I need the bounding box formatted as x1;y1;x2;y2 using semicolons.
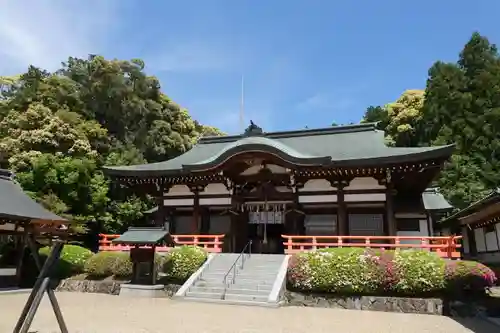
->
103;122;454;254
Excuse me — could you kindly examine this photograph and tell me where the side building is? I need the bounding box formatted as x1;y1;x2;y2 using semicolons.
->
103;122;454;254
439;189;500;264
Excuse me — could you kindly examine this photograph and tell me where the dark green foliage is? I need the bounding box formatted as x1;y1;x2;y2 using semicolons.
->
0;56;221;235
161;246;208;283
84;251;130;278
39;245;93;279
362;32;500;210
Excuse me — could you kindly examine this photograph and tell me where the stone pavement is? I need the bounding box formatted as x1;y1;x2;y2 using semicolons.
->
0;292;497;333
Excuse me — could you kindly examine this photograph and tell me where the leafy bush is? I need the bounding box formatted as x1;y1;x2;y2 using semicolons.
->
84;252;127;278
288;248;382;293
392;249;445;293
287;248;469;295
84;251;165;279
162;246;207;282
39;245;93;279
445;260;497;292
110;252;133;278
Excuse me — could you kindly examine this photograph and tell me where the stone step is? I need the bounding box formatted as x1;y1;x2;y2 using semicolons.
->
185;290;223;300
181;296;278;308
205;268;280;274
200;273;277;282
202;271;278;278
224;293;269;303
193;280;273;291
189;286;269;296
197;277;276;285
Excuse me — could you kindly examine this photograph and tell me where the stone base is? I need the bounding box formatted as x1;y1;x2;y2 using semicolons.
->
119;284;165;298
56;279;122;295
284;291;444;315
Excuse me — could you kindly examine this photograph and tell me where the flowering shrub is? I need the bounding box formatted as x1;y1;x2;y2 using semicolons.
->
162;246;207;282
392;250;445;293
287;248;494;296
445;260;497;292
288;248;383;293
39;245;93;278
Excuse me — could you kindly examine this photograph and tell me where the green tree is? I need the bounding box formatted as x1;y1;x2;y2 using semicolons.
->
0;56;221;235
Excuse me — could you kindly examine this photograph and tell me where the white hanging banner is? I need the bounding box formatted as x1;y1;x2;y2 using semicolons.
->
248;211;284;224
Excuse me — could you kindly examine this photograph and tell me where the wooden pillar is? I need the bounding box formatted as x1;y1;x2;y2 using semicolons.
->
337;182;347;236
332;179;349;236
192;189;200;234
385;182;397;237
155;196;165;227
466;226;477;256
200;207;210;234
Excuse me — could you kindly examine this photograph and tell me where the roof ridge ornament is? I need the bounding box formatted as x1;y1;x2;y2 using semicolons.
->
243;120;263;137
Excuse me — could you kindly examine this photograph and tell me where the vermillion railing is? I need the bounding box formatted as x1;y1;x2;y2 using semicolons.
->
281;235;462;259
98;234;225;253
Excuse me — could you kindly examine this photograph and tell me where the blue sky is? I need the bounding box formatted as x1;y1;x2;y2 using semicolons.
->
1;1;500;134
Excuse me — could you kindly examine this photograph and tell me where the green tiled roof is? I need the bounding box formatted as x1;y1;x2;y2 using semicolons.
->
422;188;453;211
439;188;500;225
103;123;455;176
0;170;67;223
112;227;169;245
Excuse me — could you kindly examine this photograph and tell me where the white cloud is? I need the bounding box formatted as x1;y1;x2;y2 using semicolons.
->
0;0;120;74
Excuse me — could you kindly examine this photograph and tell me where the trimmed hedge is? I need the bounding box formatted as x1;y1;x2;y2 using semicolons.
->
84;252;132;278
162;246;207;282
39;245;93;279
288;248;497;295
445;260;497;292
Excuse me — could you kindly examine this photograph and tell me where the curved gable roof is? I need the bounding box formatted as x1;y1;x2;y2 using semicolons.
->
103;123;455;177
183;136;331;171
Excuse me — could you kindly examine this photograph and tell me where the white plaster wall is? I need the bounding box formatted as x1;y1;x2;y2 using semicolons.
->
496;223;500;249
201;183;230;195
299;179;334;192
208;215;231;234
164;185;190;196
199;197;231;206
474;228;487;252
396;220;429;245
344;177;385;190
344;193;386;202
304;214;337;235
461;227;470;254
298;195;337;203
485;227;499;251
163;198;194;206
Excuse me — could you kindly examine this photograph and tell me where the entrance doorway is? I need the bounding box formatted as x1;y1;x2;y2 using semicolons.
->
247;211;285;254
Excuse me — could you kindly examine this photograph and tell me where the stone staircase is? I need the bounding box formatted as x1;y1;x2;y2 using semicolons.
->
182;253;287;307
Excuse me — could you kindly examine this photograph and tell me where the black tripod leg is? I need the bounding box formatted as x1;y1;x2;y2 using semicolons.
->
19;277;50;333
26;237;68;333
13;241;63;333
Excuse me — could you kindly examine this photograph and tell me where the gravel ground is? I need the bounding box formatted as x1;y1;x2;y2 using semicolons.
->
0;292;496;333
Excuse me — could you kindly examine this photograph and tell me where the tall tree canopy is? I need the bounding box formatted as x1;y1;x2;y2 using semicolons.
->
362;32;500;209
0;56;222;234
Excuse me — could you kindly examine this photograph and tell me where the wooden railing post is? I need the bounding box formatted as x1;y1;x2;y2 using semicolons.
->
447;236;453;259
